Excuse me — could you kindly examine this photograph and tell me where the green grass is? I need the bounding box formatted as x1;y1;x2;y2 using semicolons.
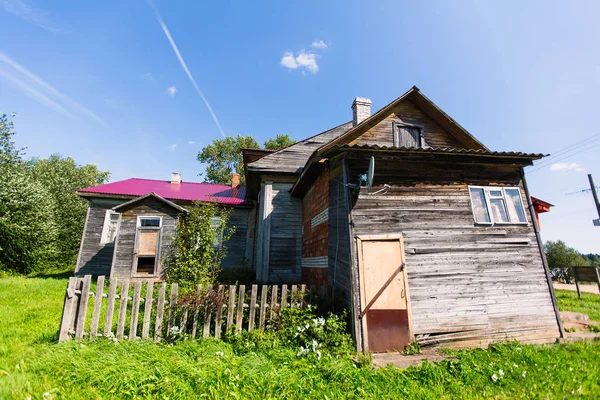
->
555;289;600;321
1;276;600;399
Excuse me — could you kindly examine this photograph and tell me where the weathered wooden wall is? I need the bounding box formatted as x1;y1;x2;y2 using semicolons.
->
221;208;251;270
349;100;464;148
75;199;122;276
346;155;560;348
111;197;180;280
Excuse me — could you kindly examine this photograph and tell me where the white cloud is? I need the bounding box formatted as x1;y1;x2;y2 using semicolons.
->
550;162;585;172
280;50;319;74
147;0;226;138
0;52;108;127
169;144;177;151
3;0;65;33
311;40;328;49
167;86;177;96
188;140;200;145
144;72;155;82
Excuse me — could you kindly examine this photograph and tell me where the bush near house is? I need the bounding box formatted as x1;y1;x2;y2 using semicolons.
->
1;275;600;399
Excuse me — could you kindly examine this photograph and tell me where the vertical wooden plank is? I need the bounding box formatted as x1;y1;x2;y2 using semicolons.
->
89;276;105;338
281;285;288;309
203;284;213;338
167;283;178;332
154;282;166;342
116;280;130;339
69;278;82;334
290;285;297;309
320;285;327;307
300;284;306;308
104;279;118;337
236;285;245;331
180;307;189;334
248;284;258;331
58;277;78;342
270;285;278;321
191;284;202;338
574;271;582;298
75;275;92;339
141;281;154;339
258;285;268;331
226;285;236;332
214;285;225;339
309;284;316;305
129;282;142;339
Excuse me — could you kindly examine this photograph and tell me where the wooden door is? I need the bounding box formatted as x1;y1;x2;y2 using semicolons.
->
358;235;413;353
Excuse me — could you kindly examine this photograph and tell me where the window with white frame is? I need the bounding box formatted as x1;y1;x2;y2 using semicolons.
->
468;186;528;225
211;217;224;249
100;210;120;244
137;216;162;227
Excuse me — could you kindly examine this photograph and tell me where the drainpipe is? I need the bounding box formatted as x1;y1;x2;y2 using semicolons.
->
520;168;565;338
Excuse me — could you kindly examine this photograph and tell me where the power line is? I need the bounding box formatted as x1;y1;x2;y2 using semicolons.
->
527;142;599;174
527;134;599;169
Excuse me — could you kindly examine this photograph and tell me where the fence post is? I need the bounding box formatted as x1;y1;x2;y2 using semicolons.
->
167;283;178;332
75;275;92;339
129;282;142;339
248;285;258;331
58;277;78;342
236;285;245;331
259;285;268;331
116;280;130;339
154;282;166;342
90;276;105;338
104;279;118;337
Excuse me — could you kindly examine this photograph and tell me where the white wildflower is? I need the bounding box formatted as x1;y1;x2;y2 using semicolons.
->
569;367;573;371
215;351;224;356
499;369;504;377
513;364;518;369
516;347;522;351
491;374;498;382
522;371;527;378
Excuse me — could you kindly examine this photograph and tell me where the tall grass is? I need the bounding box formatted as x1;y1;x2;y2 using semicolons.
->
1;276;599;399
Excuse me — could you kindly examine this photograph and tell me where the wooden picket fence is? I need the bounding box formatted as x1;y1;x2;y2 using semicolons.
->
58;275;332;343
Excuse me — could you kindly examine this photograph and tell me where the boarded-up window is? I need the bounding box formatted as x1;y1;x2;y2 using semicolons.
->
394;123;424;148
134;216;162;276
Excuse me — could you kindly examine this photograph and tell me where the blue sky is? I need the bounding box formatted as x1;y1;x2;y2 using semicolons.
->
1;0;599;253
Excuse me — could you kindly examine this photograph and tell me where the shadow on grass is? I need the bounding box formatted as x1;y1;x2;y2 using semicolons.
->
28;270;74;280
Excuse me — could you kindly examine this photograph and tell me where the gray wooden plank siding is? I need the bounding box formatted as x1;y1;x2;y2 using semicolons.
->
347;158;559;345
247;122;352;174
111;198;180;280
327;158;353;307
75;199;122;276
221;208;250;269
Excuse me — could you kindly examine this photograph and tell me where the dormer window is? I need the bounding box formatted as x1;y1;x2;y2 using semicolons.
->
393;121;426;148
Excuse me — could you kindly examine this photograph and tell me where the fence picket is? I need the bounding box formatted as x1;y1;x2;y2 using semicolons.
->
290;285;297;309
167;283;178;332
116;280;130;339
89;276;105;338
236;285;245;331
214;285;225;339
300;284;306;308
58;277;78;342
75;275;92;339
248;285;258;331
141;282;154;339
226;285;236;332
281;285;288;309
203;284;213;338
154;282;166;342
191;284;202;338
104;279;118;337
259;285;267;331
270;286;278;321
129;282;142;339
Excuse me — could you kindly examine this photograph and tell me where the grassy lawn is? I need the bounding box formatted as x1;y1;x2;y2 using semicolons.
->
1;276;599;399
555;289;600;321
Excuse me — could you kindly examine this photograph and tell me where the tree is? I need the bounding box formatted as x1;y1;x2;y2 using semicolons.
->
545;240;590;283
197;135;259;184
264;134;296;150
162;201;235;293
197;134;296;184
30;154;110;265
0;113;25;165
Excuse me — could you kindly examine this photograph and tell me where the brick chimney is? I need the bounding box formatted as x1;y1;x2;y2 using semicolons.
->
171;172;181;185
231;173;241;187
351;97;372;127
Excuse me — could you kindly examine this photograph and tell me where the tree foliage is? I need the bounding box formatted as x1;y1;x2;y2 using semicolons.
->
197;134;296;184
163;201;235;292
0;113;110;274
545;240;590;283
264;134;296;150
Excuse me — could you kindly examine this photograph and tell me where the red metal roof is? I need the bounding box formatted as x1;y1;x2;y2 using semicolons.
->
78;178;247;205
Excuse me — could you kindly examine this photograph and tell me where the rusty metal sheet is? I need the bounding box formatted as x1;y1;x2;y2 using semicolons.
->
366;310;410;353
138;231;158;256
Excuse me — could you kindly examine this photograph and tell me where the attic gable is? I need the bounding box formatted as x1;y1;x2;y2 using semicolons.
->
319;87;488;154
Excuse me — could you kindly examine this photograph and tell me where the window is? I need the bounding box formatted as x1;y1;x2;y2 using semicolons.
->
137;216;161;227
134;216;162;277
393;122;426;148
469;186;528;225
211;217;224;249
100;211;120;244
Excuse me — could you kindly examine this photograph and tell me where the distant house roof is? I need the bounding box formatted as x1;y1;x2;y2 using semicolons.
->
78;178;247;205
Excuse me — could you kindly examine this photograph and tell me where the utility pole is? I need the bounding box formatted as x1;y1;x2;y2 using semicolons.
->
588;174;600;226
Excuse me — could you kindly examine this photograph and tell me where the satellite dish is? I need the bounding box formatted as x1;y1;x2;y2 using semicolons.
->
366;156;375;193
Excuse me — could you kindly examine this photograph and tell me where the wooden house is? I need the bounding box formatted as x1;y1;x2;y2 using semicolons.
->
76;86;562;351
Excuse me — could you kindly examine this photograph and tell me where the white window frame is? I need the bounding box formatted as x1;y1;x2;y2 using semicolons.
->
136;216;162;228
468;186;528;225
100;210;120;244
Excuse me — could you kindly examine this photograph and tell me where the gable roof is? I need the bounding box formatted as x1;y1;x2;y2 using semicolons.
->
112;192;188;212
318;86;489;155
78;178;247;205
246;121;353;174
